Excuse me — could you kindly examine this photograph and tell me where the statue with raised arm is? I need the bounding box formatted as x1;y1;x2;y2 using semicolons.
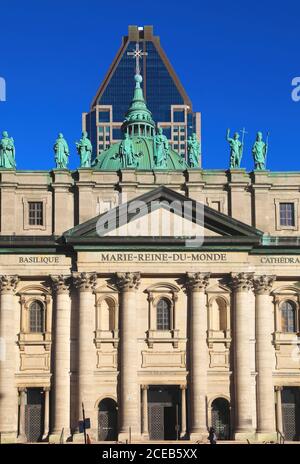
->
119;133;136;168
54;133;69;169
252;131;268;170
76;131;93;168
226;129;243;168
154;127;169;168
187;132;200;167
0;131;16;168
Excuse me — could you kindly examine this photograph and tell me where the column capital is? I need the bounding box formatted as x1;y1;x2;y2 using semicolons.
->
231;272;254;292
275;386;283;392
116;272;141;292
180;384;187;390
50;274;71;295
141;384;149;391
73;272;97;292
18;387;27;393
43;386;51;392
253;275;276;295
185;272;210;292
0;275;19;294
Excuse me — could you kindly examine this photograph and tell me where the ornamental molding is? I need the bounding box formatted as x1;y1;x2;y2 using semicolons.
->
253;275;276;295
50;274;71;294
115;272;141;291
0;275;19;294
231;272;254;292
185;272;210;292
73;272;97;292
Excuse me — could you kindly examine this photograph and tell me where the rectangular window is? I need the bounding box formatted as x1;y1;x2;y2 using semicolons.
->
280;203;295;226
98;111;110;123
28;202;43;226
173;110;185;122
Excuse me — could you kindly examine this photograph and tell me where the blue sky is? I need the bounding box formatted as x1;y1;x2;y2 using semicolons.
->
0;0;300;171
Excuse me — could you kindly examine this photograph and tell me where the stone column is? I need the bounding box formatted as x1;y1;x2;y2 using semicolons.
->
49;275;71;442
180;385;187;439
0;275;19;443
116;272;141;442
141;385;149;439
43;387;50;440
275;386;283;436
231;273;255;440
73;272;97;441
254;275;277;441
17;387;27;443
185;272;210;440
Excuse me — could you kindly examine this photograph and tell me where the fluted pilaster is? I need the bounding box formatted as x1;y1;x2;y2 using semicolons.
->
254;275;276;440
185;272;210;440
116;272;141;441
49;275;71;442
0;275;19;442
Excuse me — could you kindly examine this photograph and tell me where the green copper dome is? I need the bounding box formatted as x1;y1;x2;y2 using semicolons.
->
93;73;189;171
93;137;187;170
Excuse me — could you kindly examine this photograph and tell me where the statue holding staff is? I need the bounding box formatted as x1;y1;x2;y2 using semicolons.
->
226;128;244;168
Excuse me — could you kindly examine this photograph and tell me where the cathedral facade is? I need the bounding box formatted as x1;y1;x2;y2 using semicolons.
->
1;51;300;444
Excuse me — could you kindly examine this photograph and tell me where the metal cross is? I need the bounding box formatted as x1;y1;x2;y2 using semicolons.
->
240;127;248;144
127;42;148;75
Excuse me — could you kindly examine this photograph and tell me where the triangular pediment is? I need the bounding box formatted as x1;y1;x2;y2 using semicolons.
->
63;186;263;248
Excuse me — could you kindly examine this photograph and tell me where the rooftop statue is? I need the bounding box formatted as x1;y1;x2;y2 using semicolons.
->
0;131;16;169
54;133;69;169
252;131;269;170
226;128;243;169
76;131;92;168
119;133;136;168
154;128;169;168
187;132;201;168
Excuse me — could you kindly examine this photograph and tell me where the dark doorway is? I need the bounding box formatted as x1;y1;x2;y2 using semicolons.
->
25;388;44;442
98;398;118;441
148;386;180;440
282;387;300;441
211;398;230;440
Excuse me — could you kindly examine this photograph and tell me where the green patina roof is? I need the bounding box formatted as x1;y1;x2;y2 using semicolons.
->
93;137;187;170
93;73;189;171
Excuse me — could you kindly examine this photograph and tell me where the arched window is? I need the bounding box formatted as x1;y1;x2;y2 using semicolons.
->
157;298;171;330
29;301;44;333
281;301;296;333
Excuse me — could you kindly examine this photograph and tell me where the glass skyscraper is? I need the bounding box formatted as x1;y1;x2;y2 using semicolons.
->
83;25;201;162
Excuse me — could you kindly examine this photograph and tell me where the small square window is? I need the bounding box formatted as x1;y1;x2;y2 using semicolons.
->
280;203;295;227
28;202;43;226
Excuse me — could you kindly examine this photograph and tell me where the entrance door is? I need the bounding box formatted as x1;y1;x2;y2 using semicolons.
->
25;389;44;442
148;386;180;440
149;404;164;440
211;398;230;440
98;398;118;441
282;387;300;441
